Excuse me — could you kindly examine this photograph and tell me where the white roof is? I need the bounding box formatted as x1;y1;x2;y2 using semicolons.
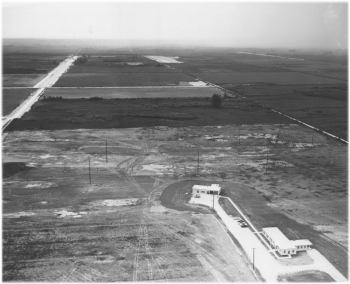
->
291;239;312;246
262;227;294;248
192;184;221;191
263;227;312;249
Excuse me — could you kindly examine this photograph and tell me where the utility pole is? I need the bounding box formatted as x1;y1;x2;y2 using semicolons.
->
252;248;255;271
238;127;241;145
196;150;200;176
265;141;269;175
88;157;91;184
212;193;215;209
105;138;108;163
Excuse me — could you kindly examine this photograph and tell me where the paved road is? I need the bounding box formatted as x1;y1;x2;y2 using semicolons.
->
2;55;79;131
191;194;347;281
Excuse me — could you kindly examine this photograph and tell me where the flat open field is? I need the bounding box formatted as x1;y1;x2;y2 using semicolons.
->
3;52;65;87
174;49;347;82
55;72;194;87
7;96;290;131
277;270;335;282
169;49;347;141
3;129;256;281
3;123;347;280
2;45;347;282
3;74;46;87
54;55;195;87
3;53;64;74
228;83;348;140
199;71;343;85
2;88;36;115
44;86;222;99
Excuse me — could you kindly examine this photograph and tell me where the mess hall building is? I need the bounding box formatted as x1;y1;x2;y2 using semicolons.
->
262;227;312;258
192;184;221;196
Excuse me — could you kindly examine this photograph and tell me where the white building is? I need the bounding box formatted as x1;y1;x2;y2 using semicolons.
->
262;227;312;257
192;184;221;195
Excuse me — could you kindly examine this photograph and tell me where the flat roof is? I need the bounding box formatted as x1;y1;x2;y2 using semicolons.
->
263;227;312;249
262;227;293;248
291;239;312;246
192;184;221;191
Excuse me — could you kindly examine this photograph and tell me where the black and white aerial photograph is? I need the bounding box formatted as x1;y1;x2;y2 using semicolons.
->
1;0;348;282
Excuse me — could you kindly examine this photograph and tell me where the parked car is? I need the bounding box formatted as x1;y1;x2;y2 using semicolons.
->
239;221;248;228
232;216;243;221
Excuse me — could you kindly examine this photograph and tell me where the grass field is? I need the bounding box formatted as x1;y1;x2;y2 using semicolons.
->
2;88;35;115
54;55;196;87
174;49;347;82
3;74;46;87
228;83;347;140
54;72;195;87
3;53;65;74
44;86;222;99
6;96;290;131
199;71;343;85
277;270;334;282
3;52;65;87
168;49;347;141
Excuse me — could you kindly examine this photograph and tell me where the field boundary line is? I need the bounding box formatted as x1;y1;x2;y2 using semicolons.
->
48;85;215;89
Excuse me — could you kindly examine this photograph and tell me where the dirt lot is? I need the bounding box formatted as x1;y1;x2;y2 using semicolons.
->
7;96;289;131
3;123;347;280
2;88;36;115
44;86;222;99
3;129;256;281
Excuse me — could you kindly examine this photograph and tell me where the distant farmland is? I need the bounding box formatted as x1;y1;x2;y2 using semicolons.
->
199;71;343;85
3;88;36;115
54;72;195;87
54;55;195;87
7;96;290;131
44;86;222;99
3;53;65;87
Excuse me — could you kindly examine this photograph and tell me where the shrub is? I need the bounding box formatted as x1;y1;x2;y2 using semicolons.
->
211;93;222;108
76;56;88;65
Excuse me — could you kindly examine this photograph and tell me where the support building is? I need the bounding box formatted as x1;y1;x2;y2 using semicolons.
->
262;227;312;258
192;184;221;196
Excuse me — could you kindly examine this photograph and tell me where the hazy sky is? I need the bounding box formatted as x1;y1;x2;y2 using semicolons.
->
2;1;348;49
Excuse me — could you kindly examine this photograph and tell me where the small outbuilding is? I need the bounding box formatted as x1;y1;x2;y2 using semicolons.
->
192;184;221;196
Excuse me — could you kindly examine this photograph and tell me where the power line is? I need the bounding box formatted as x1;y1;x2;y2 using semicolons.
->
196;150;200;176
105;138;108;163
88;157;91;184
